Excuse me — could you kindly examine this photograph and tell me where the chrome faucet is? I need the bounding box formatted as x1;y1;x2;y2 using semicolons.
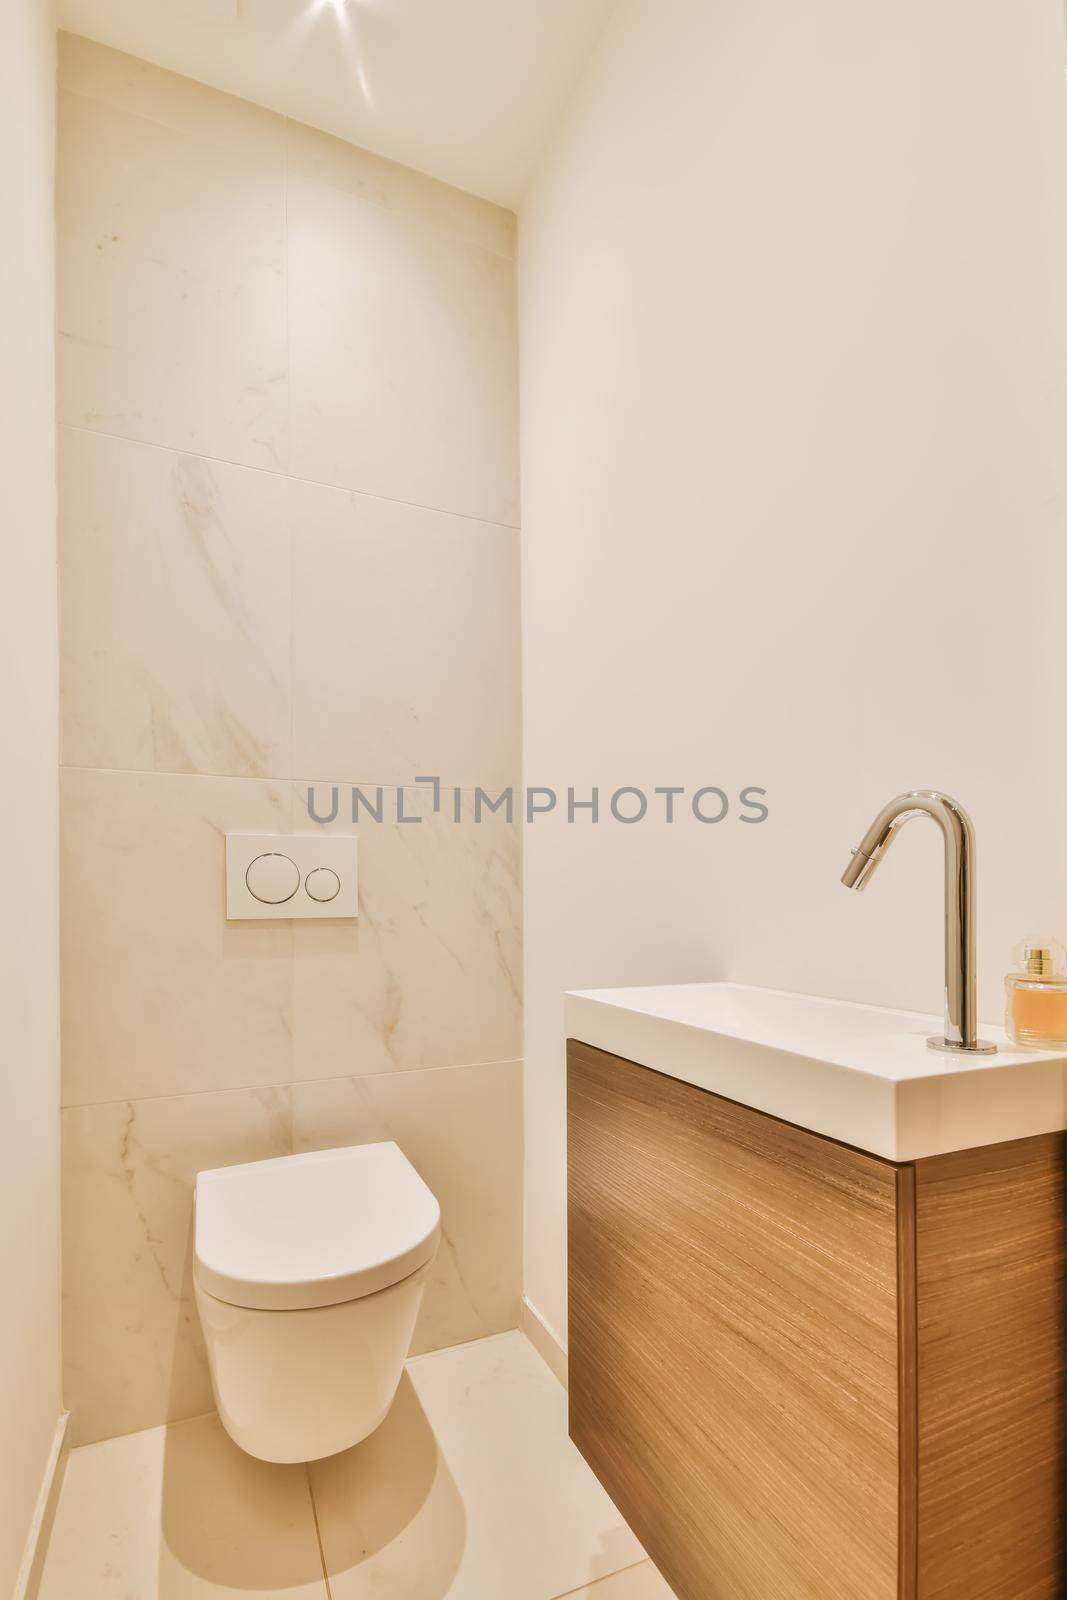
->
841;790;996;1055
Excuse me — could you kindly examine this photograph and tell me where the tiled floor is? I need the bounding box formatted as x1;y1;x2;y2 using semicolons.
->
38;1331;676;1600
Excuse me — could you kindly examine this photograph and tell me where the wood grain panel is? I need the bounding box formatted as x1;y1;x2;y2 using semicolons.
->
567;1039;902;1600
914;1134;1067;1600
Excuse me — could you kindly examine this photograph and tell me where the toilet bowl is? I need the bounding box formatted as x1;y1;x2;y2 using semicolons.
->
193;1141;440;1463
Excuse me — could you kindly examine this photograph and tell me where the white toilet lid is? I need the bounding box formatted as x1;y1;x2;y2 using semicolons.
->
193;1142;441;1311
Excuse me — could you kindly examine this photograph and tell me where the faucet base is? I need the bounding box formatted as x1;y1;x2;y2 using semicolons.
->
926;1036;998;1056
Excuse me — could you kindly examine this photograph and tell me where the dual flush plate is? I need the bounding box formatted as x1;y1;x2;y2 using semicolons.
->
225;834;358;921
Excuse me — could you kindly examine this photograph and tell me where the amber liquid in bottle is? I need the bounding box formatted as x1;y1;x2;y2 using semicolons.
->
1005;946;1067;1049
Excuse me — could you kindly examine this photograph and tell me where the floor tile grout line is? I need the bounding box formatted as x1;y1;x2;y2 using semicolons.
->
305;1464;334;1600
57;421;521;532
58;1342;657;1600
547;1559;655;1600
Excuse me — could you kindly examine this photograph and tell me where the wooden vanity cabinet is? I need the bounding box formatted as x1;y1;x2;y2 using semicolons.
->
567;1038;1067;1600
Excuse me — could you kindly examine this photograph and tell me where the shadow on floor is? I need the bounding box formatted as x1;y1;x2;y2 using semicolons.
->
158;1412;324;1592
158;1374;464;1595
308;1371;467;1595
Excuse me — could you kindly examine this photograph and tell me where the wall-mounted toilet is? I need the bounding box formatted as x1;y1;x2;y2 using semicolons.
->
193;1141;440;1463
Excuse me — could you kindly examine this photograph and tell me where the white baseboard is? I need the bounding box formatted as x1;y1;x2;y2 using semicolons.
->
12;1412;70;1600
521;1296;568;1390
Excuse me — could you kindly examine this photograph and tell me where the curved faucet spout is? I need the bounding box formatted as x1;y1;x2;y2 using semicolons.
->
841;790;996;1055
842;791;967;894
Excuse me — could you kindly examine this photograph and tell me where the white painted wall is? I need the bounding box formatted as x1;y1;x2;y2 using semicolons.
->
519;0;1067;1341
0;0;62;1588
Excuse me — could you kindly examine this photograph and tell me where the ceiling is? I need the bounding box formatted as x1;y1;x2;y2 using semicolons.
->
57;0;614;207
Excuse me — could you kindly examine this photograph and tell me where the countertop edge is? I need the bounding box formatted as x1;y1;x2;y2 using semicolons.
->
564;990;1067;1163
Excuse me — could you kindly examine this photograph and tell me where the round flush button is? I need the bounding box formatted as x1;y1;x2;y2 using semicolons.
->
246;852;300;905
305;867;341;904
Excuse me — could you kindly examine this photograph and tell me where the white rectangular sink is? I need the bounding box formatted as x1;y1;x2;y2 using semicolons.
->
565;982;1067;1160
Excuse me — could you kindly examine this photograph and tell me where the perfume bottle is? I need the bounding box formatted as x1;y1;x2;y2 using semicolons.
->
1004;941;1067;1049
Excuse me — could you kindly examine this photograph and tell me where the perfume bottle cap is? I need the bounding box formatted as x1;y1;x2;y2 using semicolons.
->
1014;939;1065;979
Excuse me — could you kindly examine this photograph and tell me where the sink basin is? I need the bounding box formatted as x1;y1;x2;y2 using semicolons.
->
565;982;1067;1160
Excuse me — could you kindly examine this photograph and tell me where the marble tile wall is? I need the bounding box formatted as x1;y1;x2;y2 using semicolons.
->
57;32;522;1445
